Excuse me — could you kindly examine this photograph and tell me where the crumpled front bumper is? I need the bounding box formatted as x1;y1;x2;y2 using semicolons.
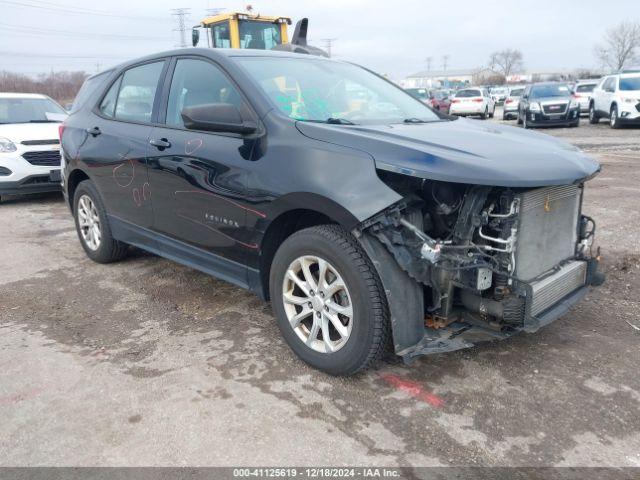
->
398;257;604;362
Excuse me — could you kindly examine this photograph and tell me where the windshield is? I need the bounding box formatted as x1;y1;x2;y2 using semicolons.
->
456;89;482;98
576;84;596;93
238;20;282;50
0;97;66;124
237;57;441;124
509;88;524;97
491;88;508;94
530;84;571;98
619;77;640;91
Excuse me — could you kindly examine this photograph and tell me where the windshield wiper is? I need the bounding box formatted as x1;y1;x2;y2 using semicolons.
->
28;120;60;123
403;117;430;123
326;117;355;125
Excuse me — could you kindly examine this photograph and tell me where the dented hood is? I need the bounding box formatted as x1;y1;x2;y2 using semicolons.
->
296;118;600;187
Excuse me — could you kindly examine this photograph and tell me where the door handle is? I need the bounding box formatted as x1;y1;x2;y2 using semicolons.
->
86;126;101;137
149;138;171;149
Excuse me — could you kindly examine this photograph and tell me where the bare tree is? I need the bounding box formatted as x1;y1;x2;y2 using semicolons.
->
488;49;524;79
594;21;640;71
0;70;88;104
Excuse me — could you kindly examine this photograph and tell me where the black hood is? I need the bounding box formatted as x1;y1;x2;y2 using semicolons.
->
296;118;600;187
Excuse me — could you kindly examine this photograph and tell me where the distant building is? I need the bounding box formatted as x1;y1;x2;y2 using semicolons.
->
403;68;497;88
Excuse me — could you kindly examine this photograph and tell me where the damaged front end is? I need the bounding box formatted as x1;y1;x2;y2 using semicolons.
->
354;172;605;362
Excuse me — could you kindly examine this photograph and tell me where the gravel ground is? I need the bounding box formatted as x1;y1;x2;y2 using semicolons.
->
1;108;639;468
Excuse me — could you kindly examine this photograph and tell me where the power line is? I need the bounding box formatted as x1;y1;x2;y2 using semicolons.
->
0;0;170;21
171;8;191;48
0;22;171;41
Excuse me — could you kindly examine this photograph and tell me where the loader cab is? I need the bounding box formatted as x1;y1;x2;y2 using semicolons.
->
194;12;291;50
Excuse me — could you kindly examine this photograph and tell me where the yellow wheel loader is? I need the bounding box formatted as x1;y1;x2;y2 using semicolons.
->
191;11;328;57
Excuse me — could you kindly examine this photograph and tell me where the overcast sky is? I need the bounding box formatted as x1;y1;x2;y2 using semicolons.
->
1;0;637;79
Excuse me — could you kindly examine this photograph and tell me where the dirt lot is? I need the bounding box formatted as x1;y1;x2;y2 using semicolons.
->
1;108;639;468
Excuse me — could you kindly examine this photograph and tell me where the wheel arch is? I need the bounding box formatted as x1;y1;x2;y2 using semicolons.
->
66;168;91;212
258;194;362;300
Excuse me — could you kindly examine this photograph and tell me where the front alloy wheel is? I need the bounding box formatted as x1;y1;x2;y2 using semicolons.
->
270;225;390;376
77;194;101;251
282;255;353;353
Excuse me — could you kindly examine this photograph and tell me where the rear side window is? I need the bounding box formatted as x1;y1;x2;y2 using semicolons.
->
165;58;244;128
71;71;111;114
99;77;121;118
99;61;164;123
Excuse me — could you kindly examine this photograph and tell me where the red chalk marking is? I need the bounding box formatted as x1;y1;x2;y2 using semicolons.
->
0;387;43;405
380;373;445;408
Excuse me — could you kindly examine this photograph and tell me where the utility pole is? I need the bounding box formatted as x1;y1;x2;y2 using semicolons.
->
321;38;337;58
442;54;450;71
425;56;433;71
171;8;191;48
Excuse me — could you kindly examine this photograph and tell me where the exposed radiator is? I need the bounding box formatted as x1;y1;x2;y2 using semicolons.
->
530;260;587;316
514;185;581;281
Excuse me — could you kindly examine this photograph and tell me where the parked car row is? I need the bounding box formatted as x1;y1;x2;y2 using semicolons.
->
405;87;452;113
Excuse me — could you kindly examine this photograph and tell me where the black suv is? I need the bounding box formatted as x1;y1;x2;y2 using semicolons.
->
517;82;581;128
61;49;603;375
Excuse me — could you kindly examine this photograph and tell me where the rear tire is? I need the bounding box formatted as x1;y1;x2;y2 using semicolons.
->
269;225;390;376
588;103;600;124
610;105;621;129
73;180;128;263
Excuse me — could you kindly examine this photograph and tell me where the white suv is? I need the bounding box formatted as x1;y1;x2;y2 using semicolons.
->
589;73;640;128
0;93;67;200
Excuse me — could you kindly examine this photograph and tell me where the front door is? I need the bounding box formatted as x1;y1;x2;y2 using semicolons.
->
146;57;261;266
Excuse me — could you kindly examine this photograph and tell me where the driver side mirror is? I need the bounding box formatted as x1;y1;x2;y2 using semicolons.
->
181;103;257;135
192;28;200;47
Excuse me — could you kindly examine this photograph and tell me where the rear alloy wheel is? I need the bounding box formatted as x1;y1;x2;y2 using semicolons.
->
270;225;390;376
73;180;128;263
610;105;621;129
589;104;600;124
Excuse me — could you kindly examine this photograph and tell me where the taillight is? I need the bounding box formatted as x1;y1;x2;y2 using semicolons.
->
505;98;513;104
451;99;459;103
58;124;65;141
473;98;484;103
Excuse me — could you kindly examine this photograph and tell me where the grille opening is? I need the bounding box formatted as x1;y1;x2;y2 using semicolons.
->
22;150;61;166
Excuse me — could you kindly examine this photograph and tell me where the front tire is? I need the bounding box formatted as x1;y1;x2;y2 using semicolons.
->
610;105;621;129
480;107;488;120
523;114;530;129
73;180;128;263
269;225;390;376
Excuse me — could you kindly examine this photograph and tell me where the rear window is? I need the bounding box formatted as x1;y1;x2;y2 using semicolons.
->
70;71;111;114
456;89;481;98
509;88;524;97
619;77;640;91
576;84;596;93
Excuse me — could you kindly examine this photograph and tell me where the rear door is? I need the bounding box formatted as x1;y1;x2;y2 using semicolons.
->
146;56;261;267
79;60;167;228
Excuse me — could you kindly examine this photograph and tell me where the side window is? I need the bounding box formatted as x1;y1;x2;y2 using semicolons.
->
165;58;244;128
212;22;231;48
99;77;121;118
603;77;615;92
109;62;164;123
